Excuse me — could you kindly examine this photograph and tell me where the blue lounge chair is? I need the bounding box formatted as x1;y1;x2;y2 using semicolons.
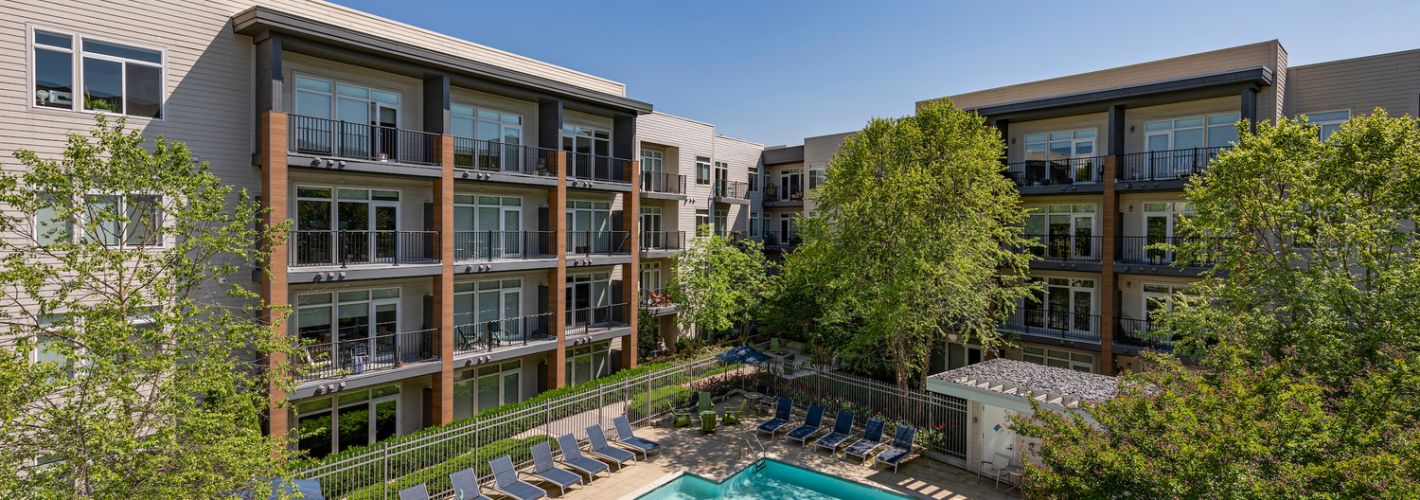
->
398;484;429;500
612;415;660;457
449;468;493;500
530;442;582;495
490;456;547;500
814;410;855;453
586;425;636;469
554;434;610;480
844;418;886;462
757;397;793;436
785;404;825;446
875;424;917;472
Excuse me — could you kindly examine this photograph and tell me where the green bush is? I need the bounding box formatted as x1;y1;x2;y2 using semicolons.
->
343;435;551;499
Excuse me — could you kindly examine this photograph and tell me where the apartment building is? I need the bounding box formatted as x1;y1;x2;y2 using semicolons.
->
5;0;671;459
915;41;1420;376
635;112;764;349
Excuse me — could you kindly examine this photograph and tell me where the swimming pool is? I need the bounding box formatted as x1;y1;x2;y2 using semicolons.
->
636;458;909;499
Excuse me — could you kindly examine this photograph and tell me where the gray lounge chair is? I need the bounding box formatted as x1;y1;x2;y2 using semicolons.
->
785;404;824;446
612;415;659;457
875;424;916;472
490;456;547;500
585;424;636;469
530;441;582;495
241;478;324;500
554;434;610;480
756;396;793;436
398;484;429;500
844;418;886;462
449;468;493;500
814;410;855;453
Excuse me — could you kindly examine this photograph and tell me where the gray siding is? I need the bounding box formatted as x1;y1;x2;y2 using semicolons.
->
1287;49;1420;119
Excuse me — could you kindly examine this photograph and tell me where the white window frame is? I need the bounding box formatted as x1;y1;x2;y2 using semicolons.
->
695;157;711;185
1296;109;1351;141
1021;346;1094;372
28;26;167;120
807;163;827;191
294;385;400;458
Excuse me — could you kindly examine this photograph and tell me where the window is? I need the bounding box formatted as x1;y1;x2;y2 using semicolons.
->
452;279;523;346
695;210;710;235
565;342;611;385
713;209;728;236
563;124;612;178
641;262;663;294
1023;129;1097;182
1145;112;1240;151
749;215;758;237
453;360;522;420
34;193;74;246
292;186;401;265
294;385;399;460
641;148;665;192
1299;110;1350;141
294;288;401;372
946;342;983;370
695;157;711;185
1024;204;1096;260
1021;346;1094;372
1024;277;1096;334
748;167;759;192
31;29;164;118
808;163;827;190
565;200;612;254
779;169;803;200
84;194;161;246
565;272;612;328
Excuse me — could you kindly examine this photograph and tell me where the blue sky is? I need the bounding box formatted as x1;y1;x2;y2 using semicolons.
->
333;0;1420;146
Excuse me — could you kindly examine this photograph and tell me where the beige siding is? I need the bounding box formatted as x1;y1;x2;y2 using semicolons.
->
1006;114;1109;163
1287;49;1420;119
1124;96;1240;153
637;113;715;236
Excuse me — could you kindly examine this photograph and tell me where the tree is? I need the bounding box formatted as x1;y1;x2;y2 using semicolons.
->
667;227;771;345
792;101;1036;390
0;117;297;498
1015;112;1420;498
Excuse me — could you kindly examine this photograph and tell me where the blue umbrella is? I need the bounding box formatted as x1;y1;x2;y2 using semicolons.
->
716;344;770;365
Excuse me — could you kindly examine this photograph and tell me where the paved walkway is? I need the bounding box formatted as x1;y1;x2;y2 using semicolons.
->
535;398;1017;500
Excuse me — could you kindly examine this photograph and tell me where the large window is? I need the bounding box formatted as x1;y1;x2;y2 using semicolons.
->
565;272;612;327
1023;129;1097;183
1299;110;1350;141
695;157;711;185
563;124;612;178
1021;346;1094;373
292;186;401;265
807;163;827;190
294;287;401;372
695;210;709;235
36;193;160;247
1024;277;1096;334
946;342;983;371
295;385;399;460
454;194;522;259
565;200;612;254
1024;204;1096;260
31;28;163;118
453;360;522;420
641;148;665;191
453;278;523;346
565;342;611;385
779;169;803;201
1145;112;1240;152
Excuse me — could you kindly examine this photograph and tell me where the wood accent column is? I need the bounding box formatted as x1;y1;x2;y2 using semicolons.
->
621;160;641;369
1241;86;1260;133
260;111;290;443
431;135;456;424
1099;155;1119;375
548;152;568;387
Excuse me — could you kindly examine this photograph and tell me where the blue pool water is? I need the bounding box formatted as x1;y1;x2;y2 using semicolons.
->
636;458;909;499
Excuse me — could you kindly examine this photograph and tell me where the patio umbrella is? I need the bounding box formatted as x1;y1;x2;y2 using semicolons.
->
716;344;770;365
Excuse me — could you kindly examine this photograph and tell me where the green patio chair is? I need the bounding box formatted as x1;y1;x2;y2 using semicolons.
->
700;410;717;433
722;399;747;425
770;338;781;354
697;391;716;433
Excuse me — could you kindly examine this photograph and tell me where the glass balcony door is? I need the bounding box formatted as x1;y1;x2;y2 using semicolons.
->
566;200;611;254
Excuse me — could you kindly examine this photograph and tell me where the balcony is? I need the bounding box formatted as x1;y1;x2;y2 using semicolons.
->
453;139;558;185
713;181;751;204
1115;316;1173;353
1021;234;1101;272
762;185;804;208
453;312;554;357
289;230;440;270
1118;146;1228;186
1001;308;1101;343
641;231;686;258
1004;156;1104;194
566;231;632;257
566;153;633;188
295;328;438;383
452;230;556;273
641;172;687;199
566;302;631;339
288;115;440;171
641;287;676;316
1115;236;1219;274
763;230;800;250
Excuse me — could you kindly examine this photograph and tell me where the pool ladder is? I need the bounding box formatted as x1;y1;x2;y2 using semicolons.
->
742;434;767;461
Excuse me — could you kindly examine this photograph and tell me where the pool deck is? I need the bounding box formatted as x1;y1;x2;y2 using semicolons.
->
548;399;1018;500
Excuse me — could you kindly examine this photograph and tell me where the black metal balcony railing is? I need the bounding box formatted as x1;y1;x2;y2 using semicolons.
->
452;312;553;355
641;172;686;195
296;328;437;382
288;114;440;166
640;230;686;251
566;153;632;184
1118;147;1228;182
1116;236;1221;266
1024;234;1102;263
566;230;631;256
762;230;801;247
1004;156;1105;187
714;181;749;199
1116;316;1173;349
290;230;440;267
566;302;628;336
1003;308;1101;342
452;138;557;178
641;287;672;308
453;230;554;262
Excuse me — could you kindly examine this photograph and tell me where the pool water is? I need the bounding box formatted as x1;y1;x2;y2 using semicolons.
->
636;458;909;499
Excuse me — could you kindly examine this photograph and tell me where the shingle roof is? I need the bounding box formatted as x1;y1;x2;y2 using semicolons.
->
929;358;1118;408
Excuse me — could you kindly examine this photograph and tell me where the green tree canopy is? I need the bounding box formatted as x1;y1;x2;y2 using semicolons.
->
668;227;771;344
1016;111;1420;498
787;101;1036;389
0;117;296;498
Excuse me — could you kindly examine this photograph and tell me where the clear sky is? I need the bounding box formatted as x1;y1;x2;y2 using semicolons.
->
332;0;1420;146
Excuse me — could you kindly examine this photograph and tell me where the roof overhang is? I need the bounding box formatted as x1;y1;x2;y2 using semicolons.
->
964;67;1274;122
761;145;805;166
231;6;652;116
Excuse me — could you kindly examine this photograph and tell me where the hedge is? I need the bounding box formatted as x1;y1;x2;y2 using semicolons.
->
343;435;552;499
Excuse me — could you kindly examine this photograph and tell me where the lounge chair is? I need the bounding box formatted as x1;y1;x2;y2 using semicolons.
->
875;424;917;472
585;425;636;469
785;403;825;446
554;434;610;480
844;418;886;462
489;456;547;500
398;484;429;500
530;442;582;495
241;478;324;500
612;415;660;457
757;396;793;436
813;410;855;453
448;468;493;500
